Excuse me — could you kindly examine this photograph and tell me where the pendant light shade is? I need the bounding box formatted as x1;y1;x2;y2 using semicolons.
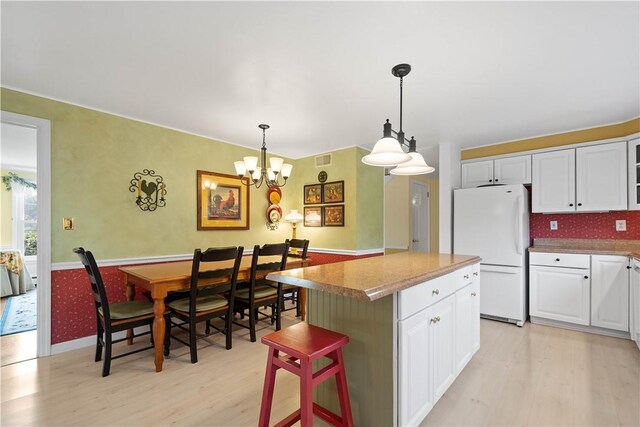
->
389;152;435;175
361;136;412;167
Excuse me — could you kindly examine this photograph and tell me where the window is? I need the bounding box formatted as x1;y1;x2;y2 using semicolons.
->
13;185;37;256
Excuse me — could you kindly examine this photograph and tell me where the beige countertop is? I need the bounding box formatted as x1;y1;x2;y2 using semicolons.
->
266;252;481;302
529;238;640;260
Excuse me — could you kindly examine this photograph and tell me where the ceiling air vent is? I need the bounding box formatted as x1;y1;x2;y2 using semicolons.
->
315;153;332;168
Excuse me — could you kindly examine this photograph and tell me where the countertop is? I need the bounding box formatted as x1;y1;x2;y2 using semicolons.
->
266;252;481;302
529;238;640;260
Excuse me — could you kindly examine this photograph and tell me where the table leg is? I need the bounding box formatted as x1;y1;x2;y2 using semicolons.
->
300;288;307;322
152;297;166;372
125;279;135;345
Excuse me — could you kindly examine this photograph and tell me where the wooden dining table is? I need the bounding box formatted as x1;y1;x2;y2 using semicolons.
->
119;256;310;372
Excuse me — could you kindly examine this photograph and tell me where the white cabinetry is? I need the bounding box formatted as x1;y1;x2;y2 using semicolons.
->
629;138;640;210
591;255;629;332
530;265;590;325
532;149;575;213
461;155;531;188
576;142;627;211
397;263;480;427
630;259;640;347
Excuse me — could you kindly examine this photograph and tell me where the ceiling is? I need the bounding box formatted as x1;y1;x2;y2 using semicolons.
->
1;2;638;162
0;122;37;170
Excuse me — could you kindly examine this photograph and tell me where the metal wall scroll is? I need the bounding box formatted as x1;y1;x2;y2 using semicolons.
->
129;169;167;211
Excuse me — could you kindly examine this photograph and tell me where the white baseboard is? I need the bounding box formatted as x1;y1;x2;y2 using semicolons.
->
530;316;631;340
51;326;149;355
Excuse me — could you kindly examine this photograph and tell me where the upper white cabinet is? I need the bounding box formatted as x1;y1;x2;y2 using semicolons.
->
591;255;629;332
532;149;576;213
461;155;531;188
629;138;640;210
576;142;627;211
532;142;628;213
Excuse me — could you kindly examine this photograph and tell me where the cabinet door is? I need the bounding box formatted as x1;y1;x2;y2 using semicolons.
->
399;307;433;427
532;149;576;213
461;160;494;188
591;255;629;332
471;267;480;353
494;155;531;185
629;138;640;211
455;284;474;374
529;265;590;325
631;261;640;343
576;142;627;211
432;294;456;403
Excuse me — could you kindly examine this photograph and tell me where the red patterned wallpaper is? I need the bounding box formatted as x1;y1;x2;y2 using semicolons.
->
530;211;640;241
51;251;383;344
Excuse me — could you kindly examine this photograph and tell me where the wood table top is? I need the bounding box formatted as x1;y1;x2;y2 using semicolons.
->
266;252;481;302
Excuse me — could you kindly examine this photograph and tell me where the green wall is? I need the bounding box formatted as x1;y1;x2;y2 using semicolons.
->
1;88;385;262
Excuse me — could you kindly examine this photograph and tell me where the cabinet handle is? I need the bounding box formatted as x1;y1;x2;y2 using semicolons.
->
495;179;499;182
471;292;477;297
555;258;560;262
464;274;470;280
578;203;582;207
431;317;438;324
569;203;574;207
489;179;493;182
473;272;479;276
436;316;441;322
626;266;632;269
432;289;440;295
584;275;589;279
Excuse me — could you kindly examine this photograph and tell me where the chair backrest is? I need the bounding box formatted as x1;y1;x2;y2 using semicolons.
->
286;238;310;259
189;246;244;312
249;242;289;289
73;247;112;323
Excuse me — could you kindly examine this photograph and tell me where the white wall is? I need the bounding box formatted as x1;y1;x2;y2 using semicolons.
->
438;142;461;254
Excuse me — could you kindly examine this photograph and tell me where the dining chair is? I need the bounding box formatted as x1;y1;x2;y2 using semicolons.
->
234;242;289;342
281;239;310;317
166;246;244;363
73;247;169;377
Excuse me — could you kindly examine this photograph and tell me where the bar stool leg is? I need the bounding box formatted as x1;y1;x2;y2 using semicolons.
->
335;349;354;427
259;347;278;427
299;358;314;426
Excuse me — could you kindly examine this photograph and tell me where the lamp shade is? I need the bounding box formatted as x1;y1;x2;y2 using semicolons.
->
361;137;412;167
244;156;259;172
281;163;293;178
234;161;247;176
284;209;304;223
267;168;276;181
389;152;436;175
269;157;284;173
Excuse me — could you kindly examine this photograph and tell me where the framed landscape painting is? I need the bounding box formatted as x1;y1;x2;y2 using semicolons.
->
304;206;322;227
323;205;344;226
197;170;250;230
323;181;344;204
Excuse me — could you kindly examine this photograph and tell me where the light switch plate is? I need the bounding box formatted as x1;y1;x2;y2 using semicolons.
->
550;221;558;230
63;217;74;230
616;220;626;231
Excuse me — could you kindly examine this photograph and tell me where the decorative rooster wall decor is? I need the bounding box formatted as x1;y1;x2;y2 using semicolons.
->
129;169;167;211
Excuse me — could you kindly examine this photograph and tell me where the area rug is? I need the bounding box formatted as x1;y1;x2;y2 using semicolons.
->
0;289;37;336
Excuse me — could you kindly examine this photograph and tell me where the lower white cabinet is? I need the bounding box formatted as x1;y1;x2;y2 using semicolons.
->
530;265;590;325
398;264;480;426
630;259;640;345
591;255;629;332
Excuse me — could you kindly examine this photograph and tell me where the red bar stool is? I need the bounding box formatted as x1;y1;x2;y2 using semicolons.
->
258;322;354;427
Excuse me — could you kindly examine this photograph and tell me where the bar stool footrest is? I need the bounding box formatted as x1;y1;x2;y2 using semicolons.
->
273;404;345;427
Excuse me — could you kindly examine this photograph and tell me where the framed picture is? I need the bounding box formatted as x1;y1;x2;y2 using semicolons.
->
303;206;323;227
323;205;344;227
303;184;322;205
323;181;344;204
197;170;250;230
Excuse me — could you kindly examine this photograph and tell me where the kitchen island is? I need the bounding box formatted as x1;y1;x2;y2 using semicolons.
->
267;252;481;427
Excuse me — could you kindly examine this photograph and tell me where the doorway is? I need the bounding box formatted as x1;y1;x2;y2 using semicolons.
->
0;111;51;364
411;181;430;252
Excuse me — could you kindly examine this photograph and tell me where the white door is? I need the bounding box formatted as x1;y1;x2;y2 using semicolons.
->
411;182;429;252
454;284;474;374
399;306;433;427
471;265;480;353
576;142;627;211
494;155;531;185
479;265;525;323
432;294;456;403
591;255;629;332
461;160;494;188
629;138;640;211
530;266;590;325
532;149;576;213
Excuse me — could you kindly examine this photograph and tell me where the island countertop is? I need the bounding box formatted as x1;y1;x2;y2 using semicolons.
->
266;252;481;302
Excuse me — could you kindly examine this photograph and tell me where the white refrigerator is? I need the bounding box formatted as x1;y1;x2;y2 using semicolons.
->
454;185;529;326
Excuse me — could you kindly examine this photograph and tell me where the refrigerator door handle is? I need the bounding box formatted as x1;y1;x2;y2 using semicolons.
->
516;195;524;255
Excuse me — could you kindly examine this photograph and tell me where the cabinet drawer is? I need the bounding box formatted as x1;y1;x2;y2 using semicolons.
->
398;274;458;320
530;252;590;269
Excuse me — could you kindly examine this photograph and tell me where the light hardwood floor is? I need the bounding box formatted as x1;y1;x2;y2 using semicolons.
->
1;316;638;426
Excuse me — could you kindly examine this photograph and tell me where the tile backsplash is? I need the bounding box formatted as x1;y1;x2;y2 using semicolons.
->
530;211;640;241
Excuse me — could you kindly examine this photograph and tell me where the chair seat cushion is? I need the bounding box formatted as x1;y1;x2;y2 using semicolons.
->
168;295;228;313
99;301;154;319
236;284;277;300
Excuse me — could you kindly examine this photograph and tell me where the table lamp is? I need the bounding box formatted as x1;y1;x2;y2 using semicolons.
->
284;209;304;254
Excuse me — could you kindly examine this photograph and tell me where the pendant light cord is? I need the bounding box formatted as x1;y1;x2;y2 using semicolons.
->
399;76;404;133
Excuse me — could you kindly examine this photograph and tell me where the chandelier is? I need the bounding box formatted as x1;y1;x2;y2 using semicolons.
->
362;64;435;175
234;124;292;188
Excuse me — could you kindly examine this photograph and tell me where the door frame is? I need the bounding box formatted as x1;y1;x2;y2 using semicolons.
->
1;111;52;357
410;181;430;252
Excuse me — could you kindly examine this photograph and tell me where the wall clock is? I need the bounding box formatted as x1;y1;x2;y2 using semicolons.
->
318;171;328;183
